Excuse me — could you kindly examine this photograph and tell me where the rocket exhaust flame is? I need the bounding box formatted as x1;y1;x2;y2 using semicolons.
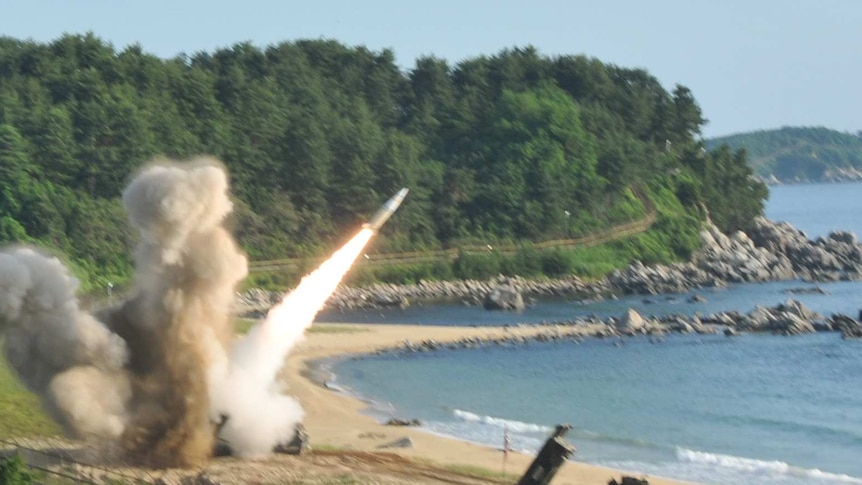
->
0;161;407;466
211;189;406;455
210;228;374;456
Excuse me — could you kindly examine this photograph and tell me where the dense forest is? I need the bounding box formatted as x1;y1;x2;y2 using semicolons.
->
707;126;862;182
0;34;766;290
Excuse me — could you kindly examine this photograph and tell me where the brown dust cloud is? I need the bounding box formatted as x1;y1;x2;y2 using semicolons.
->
0;157;375;467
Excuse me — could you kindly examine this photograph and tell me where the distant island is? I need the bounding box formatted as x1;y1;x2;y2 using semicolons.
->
707;126;862;184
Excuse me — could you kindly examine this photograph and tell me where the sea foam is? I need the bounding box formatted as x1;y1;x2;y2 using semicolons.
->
677;448;862;484
452;408;552;434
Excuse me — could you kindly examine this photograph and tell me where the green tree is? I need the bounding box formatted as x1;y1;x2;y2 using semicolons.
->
471;85;602;238
0;454;35;485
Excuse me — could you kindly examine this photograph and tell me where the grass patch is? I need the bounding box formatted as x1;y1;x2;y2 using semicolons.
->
234;317;258;335
441;462;520;481
411;456;519;482
234;320;368;336
307;324;368;334
268;475;364;485
0;352;61;439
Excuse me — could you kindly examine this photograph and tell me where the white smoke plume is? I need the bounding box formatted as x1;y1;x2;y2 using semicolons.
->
210;227;373;456
0;156;377;466
0;158;246;466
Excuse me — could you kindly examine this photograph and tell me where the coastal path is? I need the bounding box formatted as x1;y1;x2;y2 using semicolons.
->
249;191;657;273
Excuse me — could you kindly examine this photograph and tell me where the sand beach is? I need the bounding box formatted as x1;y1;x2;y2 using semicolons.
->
284;322;698;485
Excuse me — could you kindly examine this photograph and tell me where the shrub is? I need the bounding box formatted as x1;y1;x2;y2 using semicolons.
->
0;454;34;485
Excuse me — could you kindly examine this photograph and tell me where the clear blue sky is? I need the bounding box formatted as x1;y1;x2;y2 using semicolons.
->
2;0;859;137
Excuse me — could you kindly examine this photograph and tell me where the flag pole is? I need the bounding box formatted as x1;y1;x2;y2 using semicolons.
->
502;425;510;476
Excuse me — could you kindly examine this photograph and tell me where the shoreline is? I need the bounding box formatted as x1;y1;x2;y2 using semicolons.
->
283;322;699;485
236;217;862;318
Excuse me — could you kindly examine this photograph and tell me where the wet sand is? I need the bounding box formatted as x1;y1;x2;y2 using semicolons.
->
283;322;698;485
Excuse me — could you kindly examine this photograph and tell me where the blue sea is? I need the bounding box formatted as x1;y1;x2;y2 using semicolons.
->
322;182;862;485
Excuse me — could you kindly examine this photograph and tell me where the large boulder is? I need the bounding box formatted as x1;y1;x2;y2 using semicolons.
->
776;299;823;322
769;313;815;336
378;436;413;449
273;423;311;455
738;300;818;335
483;285;525;311
842;326;862;339
617;309;646;333
828;313;858;332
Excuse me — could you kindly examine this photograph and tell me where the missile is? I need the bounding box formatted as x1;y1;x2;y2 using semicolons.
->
363;188;409;231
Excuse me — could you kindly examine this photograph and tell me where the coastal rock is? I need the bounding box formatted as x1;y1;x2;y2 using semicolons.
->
733;299;819;335
384;418;421;427
841;326;862;339
378;437;413;449
273;423;311;455
238;217;862;318
315;275;607;312
609;477;649;485
828;314;862;338
372;293;410;308
769;313;815;336
618;309;646;333
483;284;525;311
776;299;822;322
607;219;807;296
827;313;858;332
749;218;862;281
784;286;829;295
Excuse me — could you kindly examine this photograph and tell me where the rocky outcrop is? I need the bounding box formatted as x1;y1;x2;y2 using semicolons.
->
322;275;609;312
384;418;422;427
234;287;279;317
617;309;646;333
483;284;525;311
607;221;797;295
829;313;862;338
378;436;413;449
609;477;649;485
382;301;852;359
357;299;853;362
748;218;862;281
236;218;862;315
607;260;716;295
607;218;862;296
273;423;311;455
699;299;822;335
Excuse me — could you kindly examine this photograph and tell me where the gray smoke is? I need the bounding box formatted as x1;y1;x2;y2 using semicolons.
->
0;157;250;467
0;247;130;439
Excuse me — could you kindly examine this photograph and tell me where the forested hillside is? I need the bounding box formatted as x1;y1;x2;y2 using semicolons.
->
0;34;766;289
707;126;862;182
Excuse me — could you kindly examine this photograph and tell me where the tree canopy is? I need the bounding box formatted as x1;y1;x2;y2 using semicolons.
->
707;126;862;182
0;34;766;289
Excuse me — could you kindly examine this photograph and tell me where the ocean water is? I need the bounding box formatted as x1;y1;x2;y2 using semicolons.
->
766;182;862;238
325;182;862;485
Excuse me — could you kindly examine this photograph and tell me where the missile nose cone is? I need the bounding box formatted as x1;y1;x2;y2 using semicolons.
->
363;188;409;231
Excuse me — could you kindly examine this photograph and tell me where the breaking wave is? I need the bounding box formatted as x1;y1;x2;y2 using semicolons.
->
677;448;862;484
451;409;552;434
